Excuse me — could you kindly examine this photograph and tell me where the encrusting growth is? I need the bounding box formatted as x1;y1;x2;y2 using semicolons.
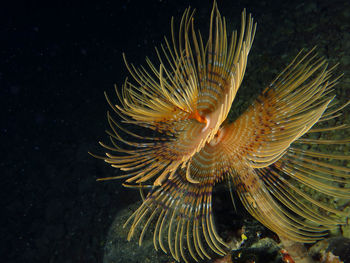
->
92;2;350;263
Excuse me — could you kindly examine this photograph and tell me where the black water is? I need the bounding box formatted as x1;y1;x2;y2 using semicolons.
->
2;0;349;262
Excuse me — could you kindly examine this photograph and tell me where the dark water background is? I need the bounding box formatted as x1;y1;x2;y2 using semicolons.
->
2;0;349;262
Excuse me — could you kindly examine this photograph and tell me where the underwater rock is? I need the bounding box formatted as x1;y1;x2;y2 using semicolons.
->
102;202;171;263
309;237;350;263
229;237;283;263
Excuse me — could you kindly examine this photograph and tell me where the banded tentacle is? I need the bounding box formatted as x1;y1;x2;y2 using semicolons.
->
124;169;227;263
218;49;341;169
205;49;350;243
99;4;256;186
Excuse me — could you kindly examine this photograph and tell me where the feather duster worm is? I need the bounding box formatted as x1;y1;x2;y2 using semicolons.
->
93;2;350;263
